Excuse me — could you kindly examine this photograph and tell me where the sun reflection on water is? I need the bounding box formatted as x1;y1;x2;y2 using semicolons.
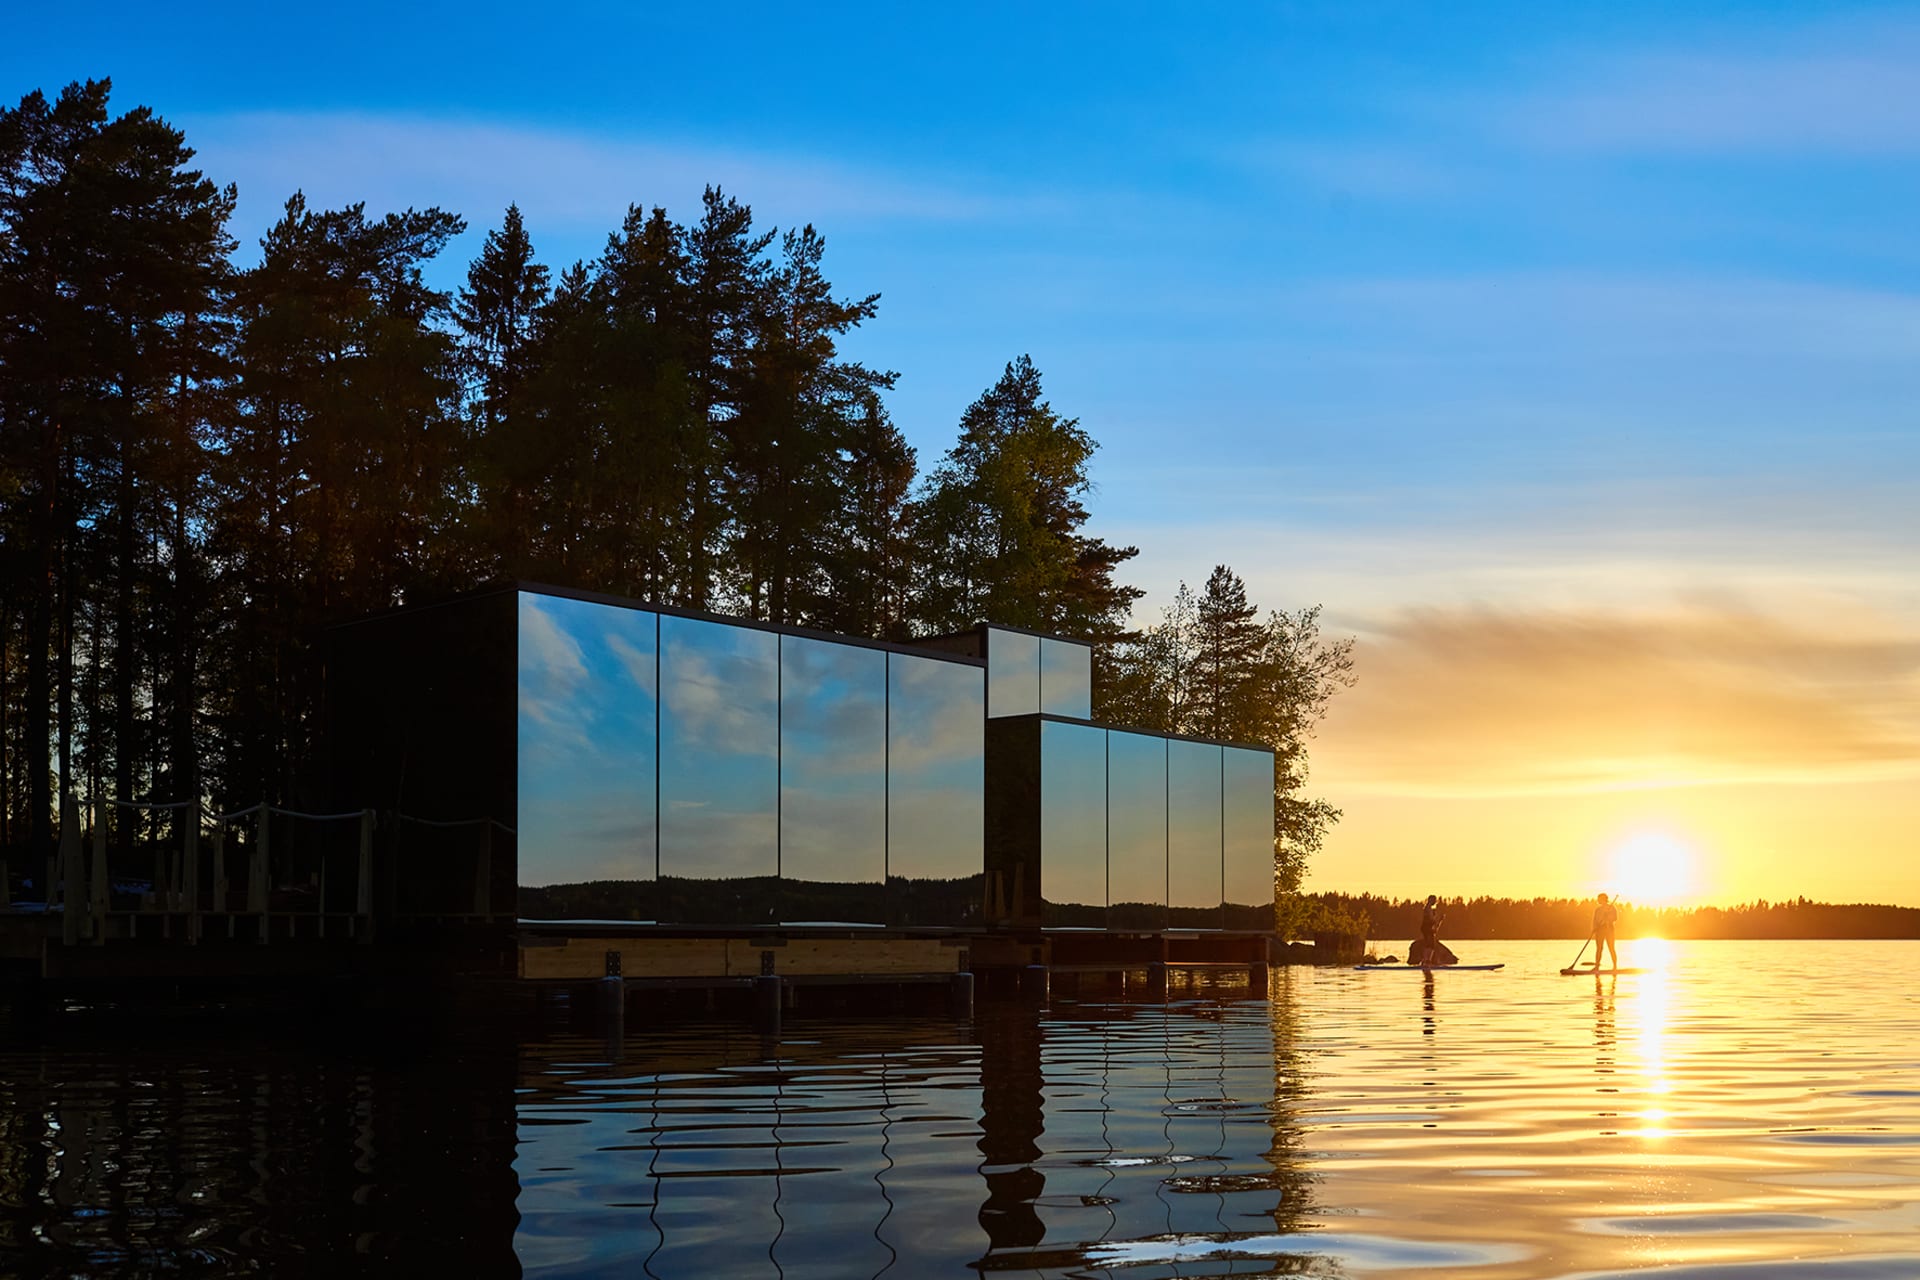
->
1629;937;1675;1135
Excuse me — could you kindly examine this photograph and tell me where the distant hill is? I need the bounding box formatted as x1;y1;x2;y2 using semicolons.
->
1309;893;1920;941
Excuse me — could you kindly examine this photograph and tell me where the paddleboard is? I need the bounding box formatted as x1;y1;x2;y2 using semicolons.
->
1353;963;1504;971
1560;967;1646;975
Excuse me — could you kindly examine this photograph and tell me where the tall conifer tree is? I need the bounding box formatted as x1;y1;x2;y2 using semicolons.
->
0;79;234;863
911;355;1140;639
456;204;550;578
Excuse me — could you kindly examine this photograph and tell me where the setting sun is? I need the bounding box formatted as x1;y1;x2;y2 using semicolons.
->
1604;832;1702;906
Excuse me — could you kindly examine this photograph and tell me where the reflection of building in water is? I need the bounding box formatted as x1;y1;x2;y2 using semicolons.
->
1263;967;1318;1233
503;986;1320;1276
976;1007;1048;1251
327;585;1277;935
968;981;1318;1273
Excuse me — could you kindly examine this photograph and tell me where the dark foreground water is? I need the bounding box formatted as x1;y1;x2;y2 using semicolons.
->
2;939;1917;1278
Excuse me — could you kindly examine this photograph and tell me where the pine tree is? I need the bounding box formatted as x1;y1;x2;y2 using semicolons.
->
455;204;549;577
682;187;772;609
911;355;1140;638
812;393;917;639
589;204;700;599
213;193;463;804
1193;565;1263;740
728;224;892;624
0;79;235;869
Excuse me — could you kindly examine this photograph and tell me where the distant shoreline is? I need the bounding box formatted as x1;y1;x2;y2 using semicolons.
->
1308;892;1920;942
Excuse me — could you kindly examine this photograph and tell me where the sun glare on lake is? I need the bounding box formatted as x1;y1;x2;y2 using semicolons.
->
1604;831;1702;906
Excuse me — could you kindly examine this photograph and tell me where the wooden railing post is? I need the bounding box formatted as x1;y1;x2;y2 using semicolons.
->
212;824;228;917
184;802;201;944
356;810;375;938
249;804;270;941
60;797;80;947
89;800;109;944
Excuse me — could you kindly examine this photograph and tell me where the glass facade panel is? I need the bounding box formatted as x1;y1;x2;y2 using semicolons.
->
887;653;985;924
1167;739;1223;914
1223;746;1276;928
1106;730;1167;931
516;594;657;916
658;616;779;918
1041;720;1107;925
780;636;887;920
1039;638;1092;719
986;627;1039;718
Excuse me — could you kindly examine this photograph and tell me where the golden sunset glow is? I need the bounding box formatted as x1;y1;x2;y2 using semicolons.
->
1306;598;1920;907
1603;832;1700;906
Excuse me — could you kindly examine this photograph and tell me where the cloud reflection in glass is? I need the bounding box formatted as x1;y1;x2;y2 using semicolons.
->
1170;739;1224;915
888;654;985;921
659;615;779;882
517;593;657;890
1042;719;1107;923
780;636;887;887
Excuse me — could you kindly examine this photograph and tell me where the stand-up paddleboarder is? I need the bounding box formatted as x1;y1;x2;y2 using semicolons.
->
1418;894;1444;970
1592;893;1619;971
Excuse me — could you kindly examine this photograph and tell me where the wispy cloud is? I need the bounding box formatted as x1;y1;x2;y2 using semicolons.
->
184;110;1041;247
1484;21;1920;156
1317;600;1920;798
1229;140;1466;201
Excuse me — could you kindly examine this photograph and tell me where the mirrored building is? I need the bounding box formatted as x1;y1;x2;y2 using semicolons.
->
328;587;1275;936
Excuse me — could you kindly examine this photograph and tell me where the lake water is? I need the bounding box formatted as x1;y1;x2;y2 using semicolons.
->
2;938;1916;1277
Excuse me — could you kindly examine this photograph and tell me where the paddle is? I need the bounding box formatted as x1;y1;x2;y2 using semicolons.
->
1566;935;1592;972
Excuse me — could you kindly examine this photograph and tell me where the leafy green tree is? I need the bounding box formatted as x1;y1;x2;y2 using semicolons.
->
1258;604;1355;908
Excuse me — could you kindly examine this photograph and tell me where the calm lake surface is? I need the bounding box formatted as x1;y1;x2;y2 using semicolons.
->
2;939;1917;1277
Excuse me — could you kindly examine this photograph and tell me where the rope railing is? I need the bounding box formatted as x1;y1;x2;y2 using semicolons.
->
26;796;511;941
391;813;511;915
41;795;381;948
394;813;517;836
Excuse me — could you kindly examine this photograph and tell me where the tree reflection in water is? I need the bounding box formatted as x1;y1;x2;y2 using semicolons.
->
0;975;1320;1278
0;1007;521;1275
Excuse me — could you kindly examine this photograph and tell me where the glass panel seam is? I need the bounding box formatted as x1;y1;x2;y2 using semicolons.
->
884;653;891;885
777;633;783;882
654;609;661;883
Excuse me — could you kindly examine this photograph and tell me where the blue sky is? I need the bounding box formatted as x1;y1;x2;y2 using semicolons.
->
12;3;1919;901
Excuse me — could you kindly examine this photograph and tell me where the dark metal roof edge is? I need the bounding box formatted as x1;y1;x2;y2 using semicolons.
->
1008;711;1277;756
330;580;985;667
912;621;1097;650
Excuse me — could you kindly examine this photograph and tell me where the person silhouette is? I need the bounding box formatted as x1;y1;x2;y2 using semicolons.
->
1418;894;1444;970
1592;892;1620;971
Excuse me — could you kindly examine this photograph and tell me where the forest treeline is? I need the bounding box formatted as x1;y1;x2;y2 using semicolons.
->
0;79;1352;899
1309;893;1920;941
